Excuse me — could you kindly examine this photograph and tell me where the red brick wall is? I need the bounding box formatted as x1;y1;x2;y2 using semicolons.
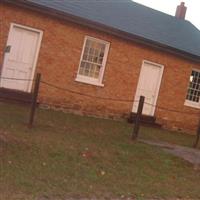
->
1;3;200;133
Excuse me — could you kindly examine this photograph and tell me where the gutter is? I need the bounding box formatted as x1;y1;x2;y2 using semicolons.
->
3;0;200;63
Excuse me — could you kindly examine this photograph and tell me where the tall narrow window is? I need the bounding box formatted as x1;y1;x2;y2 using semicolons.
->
76;36;110;86
185;69;200;108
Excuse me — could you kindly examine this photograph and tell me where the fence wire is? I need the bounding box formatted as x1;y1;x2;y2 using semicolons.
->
143;102;200;116
0;76;199;117
41;80;135;103
40;80;200;117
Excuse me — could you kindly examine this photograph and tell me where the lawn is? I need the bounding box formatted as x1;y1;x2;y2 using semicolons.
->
0;102;199;200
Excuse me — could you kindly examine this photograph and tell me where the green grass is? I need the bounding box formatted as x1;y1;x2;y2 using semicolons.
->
0;102;199;200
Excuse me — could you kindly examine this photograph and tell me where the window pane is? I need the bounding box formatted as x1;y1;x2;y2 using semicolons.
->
82;53;88;61
186;70;200;103
79;61;101;79
88;63;100;78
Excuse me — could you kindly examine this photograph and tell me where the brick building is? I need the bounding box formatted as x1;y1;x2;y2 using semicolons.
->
0;0;200;133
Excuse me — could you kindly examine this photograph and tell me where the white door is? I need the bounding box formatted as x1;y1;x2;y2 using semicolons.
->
0;23;43;92
132;60;164;116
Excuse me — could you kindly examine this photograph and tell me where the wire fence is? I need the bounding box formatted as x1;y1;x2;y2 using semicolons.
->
41;80;135;103
143;102;199;116
41;80;199;116
0;75;200;115
0;75;200;113
0;74;199;147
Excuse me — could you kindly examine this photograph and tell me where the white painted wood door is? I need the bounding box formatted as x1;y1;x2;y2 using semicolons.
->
0;23;43;92
132;60;164;116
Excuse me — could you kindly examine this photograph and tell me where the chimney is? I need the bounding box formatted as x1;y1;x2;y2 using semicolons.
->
175;2;187;19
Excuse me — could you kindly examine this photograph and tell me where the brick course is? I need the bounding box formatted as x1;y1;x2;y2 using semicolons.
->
0;3;200;133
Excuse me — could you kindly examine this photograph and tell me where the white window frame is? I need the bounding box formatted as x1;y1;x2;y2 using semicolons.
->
184;68;200;109
75;36;110;87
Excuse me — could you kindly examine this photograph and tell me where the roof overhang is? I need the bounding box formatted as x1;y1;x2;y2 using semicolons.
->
3;0;200;63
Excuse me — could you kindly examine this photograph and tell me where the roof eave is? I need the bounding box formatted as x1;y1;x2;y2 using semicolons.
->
3;0;200;63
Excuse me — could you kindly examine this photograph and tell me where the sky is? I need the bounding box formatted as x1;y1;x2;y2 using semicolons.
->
132;0;200;30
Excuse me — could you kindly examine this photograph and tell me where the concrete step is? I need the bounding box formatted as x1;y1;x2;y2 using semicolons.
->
128;112;162;128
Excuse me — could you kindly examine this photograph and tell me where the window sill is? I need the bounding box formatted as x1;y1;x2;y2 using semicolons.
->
184;100;200;109
75;77;104;87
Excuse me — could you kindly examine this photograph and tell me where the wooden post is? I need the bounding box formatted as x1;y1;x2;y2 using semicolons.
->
132;96;145;140
193;117;200;148
28;73;41;128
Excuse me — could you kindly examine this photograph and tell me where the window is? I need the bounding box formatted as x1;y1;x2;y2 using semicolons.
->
185;69;200;108
76;36;110;86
